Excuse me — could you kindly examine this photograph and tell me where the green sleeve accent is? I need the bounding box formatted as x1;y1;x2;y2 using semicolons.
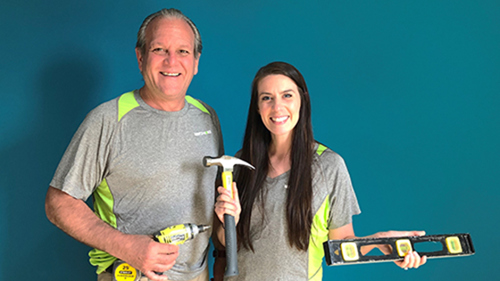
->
89;249;117;274
316;144;328;156
89;178;118;273
308;196;330;281
92;178;117;227
185;95;211;115
118;91;140;121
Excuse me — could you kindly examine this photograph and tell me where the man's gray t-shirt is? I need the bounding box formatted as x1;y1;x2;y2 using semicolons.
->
50;90;223;280
227;143;360;281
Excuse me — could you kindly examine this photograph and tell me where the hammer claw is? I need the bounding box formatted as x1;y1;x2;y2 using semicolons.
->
203;155;255;172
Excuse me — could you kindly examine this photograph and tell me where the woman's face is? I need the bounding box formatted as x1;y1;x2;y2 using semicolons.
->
257;74;302;139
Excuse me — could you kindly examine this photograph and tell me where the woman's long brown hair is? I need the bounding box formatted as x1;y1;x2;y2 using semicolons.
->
236;61;314;251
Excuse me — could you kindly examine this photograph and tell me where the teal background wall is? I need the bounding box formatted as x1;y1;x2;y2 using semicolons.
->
1;1;498;280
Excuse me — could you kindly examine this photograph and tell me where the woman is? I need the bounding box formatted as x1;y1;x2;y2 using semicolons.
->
213;62;426;280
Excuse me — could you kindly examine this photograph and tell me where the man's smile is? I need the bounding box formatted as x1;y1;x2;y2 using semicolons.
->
160;72;181;77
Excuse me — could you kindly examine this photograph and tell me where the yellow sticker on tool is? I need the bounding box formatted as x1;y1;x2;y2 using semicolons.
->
114;262;138;281
446;236;463;254
157;224;188;245
341;242;359;261
396;239;412;257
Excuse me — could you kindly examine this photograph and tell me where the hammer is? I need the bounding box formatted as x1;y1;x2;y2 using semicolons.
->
203;155;254;277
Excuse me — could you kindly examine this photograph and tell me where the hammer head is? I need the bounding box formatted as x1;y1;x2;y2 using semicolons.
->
203;155;255;172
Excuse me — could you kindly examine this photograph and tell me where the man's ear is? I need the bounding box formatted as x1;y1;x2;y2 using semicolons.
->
135;47;143;72
193;53;201;75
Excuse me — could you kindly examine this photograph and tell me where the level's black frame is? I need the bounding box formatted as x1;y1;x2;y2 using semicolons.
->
324;233;475;266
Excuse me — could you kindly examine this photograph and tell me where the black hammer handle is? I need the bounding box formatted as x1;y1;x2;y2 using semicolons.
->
224;214;238;277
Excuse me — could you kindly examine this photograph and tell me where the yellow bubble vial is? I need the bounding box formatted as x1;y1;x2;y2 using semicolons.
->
446;236;463;254
396;239;412;257
341;242;359;261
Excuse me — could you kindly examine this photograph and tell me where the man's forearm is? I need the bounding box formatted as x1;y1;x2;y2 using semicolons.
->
45;186;128;258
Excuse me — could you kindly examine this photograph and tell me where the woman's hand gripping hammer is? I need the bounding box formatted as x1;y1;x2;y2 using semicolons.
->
203;155;254;277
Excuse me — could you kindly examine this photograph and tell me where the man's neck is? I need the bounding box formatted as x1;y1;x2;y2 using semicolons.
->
139;88;185;112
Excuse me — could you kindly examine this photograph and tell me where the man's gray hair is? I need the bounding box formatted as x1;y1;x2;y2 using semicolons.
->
136;8;202;58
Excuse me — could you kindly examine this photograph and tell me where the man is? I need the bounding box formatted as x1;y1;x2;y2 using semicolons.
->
45;8;223;281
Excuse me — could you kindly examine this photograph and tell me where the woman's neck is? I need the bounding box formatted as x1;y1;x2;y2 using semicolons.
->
268;134;292;178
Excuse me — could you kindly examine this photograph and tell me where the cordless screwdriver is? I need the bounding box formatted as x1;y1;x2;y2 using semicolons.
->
112;223;210;281
154;223;210;244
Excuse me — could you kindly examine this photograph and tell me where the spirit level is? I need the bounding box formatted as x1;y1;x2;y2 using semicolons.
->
324;233;474;266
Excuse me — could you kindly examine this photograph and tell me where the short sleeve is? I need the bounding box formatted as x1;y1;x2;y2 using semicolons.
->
49;102;116;201
324;151;361;229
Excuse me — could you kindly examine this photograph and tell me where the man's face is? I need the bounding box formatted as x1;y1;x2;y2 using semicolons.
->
136;17;200;102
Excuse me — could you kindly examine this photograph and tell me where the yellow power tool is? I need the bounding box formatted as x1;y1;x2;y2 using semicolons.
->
112;223;210;281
